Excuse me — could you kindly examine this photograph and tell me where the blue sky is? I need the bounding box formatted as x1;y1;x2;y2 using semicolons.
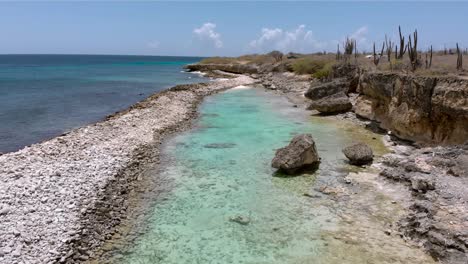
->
0;1;467;56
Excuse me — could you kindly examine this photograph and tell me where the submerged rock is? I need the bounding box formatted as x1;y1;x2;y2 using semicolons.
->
342;143;374;165
307;92;352;114
271;134;320;175
229;215;250;225
203;143;236;149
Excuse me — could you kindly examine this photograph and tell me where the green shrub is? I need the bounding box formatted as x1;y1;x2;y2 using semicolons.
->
389;58;406;71
312;63;334;79
291;58;329;75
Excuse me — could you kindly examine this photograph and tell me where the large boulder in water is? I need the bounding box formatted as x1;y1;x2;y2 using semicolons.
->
307;92;352;114
342;143;374;165
271;134;320;174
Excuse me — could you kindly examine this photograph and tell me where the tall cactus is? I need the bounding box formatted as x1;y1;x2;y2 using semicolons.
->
336;44;341;61
373;42;385;66
457;43;463;71
407;29;419;71
385;35;394;62
425;45;433;69
343;37;355;63
354;39;358;62
397;26;407;59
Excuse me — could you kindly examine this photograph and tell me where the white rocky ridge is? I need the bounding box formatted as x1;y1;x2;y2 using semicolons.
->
0;76;254;263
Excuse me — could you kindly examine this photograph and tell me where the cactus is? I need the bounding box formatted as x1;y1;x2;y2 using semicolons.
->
343;37;355;63
397;26;407;59
425;45;433;69
457;43;463;71
407;29;419;71
354;39;358;61
385;35;394;62
373;42;385;66
336;44;341;61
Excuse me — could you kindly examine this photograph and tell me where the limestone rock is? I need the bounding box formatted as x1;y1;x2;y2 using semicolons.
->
307;92;352;114
411;176;435;193
304;79;349;100
342;143;374;165
271;134;320;174
357;72;468;144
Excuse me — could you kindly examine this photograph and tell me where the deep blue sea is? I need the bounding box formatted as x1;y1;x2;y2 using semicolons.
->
0;55;207;153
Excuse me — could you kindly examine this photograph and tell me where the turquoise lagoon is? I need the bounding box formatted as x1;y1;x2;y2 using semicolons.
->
116;87;433;264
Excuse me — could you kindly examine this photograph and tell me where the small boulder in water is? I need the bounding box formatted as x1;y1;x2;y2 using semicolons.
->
342;143;373;165
229;215;250;225
271;134;320;175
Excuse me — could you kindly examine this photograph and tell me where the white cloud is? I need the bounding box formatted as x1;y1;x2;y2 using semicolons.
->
193;23;223;48
147;40;160;49
249;25;325;53
350;26;370;51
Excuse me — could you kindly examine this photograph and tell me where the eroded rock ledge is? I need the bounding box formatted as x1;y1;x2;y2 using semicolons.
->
356;72;468;145
0;76;254;263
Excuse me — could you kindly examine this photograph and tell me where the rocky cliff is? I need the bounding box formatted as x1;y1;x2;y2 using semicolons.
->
355;72;468;145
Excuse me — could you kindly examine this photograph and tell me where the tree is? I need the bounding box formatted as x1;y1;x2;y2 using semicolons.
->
268;50;283;62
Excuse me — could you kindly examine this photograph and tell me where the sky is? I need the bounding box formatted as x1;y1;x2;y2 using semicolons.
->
0;1;467;56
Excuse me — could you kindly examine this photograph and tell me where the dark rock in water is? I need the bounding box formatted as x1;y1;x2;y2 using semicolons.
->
204;143;236;149
271;134;320;175
304;79;349;100
342;143;373;165
229;215;250;225
307;92;352;114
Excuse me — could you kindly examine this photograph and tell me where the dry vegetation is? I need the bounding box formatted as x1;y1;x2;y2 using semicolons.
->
198;26;466;78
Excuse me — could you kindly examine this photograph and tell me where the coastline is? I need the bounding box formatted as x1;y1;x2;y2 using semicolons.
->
0;75;254;263
1;64;466;263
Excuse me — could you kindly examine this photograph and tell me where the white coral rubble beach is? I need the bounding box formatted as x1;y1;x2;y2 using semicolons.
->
0;76;254;263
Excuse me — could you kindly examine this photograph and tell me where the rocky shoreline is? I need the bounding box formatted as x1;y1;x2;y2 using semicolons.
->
191;62;467;263
1;60;467;263
0;76;254;263
253;70;468;263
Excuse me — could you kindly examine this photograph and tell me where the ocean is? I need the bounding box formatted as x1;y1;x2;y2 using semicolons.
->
0;55;206;153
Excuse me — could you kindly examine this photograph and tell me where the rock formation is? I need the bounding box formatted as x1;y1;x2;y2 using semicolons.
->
185;63;259;75
307;92;352;114
304;79;349;100
342;142;374;165
356;72;468;144
305;79;353;114
271;134;320;174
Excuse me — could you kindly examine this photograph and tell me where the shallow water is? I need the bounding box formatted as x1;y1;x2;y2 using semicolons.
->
116;88;433;264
